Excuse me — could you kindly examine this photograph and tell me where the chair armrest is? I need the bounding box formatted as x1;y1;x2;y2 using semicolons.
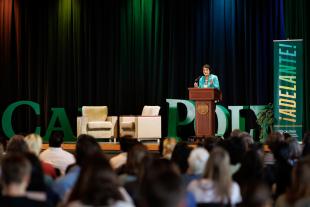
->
107;116;118;127
120;116;136;123
136;116;161;138
80;116;88;134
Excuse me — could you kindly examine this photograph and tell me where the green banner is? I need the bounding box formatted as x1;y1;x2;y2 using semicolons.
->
273;40;303;141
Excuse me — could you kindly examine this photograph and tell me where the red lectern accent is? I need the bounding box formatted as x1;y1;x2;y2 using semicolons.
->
188;88;221;137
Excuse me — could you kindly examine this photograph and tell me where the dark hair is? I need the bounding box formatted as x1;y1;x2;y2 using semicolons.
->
49;131;64;147
221;136;246;165
125;144;148;176
302;131;310;156
141;159;184;207
286;155;310;204
1;153;31;185
202;136;222;153
119;137;140;152
170;141;192;173
6;135;29;154
202;64;212;72
68;152;124;205
24;152;46;192
75;134;101;166
240;183;272;207
233;149;265;199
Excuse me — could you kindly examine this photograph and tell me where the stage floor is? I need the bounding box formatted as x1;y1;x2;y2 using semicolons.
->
42;142;160;152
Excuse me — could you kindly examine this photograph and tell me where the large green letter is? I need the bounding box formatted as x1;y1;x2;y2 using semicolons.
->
166;99;195;140
228;106;249;131
2;101;41;138
215;105;230;136
44;108;75;142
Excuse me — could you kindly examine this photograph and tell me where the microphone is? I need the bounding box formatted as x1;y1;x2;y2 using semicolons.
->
194;76;201;82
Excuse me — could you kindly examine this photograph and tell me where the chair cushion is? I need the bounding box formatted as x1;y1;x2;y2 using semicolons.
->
82;106;108;121
87;121;112;129
121;122;135;129
141;105;160;116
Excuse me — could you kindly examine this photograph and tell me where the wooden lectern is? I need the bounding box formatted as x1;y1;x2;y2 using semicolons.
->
188;88;221;137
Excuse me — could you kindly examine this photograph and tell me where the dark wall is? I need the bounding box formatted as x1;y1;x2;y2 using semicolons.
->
0;0;286;136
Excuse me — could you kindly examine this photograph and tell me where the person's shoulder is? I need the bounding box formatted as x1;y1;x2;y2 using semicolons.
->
211;74;218;78
0;196;49;207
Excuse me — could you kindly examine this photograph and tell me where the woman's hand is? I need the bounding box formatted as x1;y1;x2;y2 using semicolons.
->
194;82;198;88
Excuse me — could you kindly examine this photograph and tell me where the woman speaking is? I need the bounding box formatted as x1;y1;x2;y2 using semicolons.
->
194;64;220;90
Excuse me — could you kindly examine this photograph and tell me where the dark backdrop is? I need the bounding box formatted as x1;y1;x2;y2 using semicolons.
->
0;0;293;137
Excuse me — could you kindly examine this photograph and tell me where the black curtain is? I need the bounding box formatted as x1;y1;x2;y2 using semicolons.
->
284;0;310;132
0;0;285;137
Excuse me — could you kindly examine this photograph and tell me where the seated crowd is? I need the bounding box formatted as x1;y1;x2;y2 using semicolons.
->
0;130;309;207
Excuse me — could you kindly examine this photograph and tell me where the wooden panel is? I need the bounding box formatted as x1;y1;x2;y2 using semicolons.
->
42;143;159;151
188;88;220;101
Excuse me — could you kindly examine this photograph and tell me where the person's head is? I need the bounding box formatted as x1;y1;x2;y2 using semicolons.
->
202;64;212;76
273;142;290;164
119;137;140;152
125;143;148;176
202;136;222;153
187;147;209;175
170;141;192;174
236;148;264;181
204;147;232;200
49;131;64;148
265;132;284;151
6;135;29;154
162;137;177;159
230;129;242;137
75;134;101;166
1;153;31;193
24;152;46;192
241;183;272;207
142;159;184;207
221;136;246;165
302;131;310;156
24;133;43;156
68;152;123;206
239;132;254;151
286;155;310;204
285;137;302;160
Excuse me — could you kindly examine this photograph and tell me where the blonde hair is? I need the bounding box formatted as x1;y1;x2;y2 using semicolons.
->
204;147;232;202
163;137;177;159
24;134;43;156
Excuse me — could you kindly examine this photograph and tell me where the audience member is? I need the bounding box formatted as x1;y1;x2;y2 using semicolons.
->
40;131;75;175
285;136;302;166
233;146;266;199
52;134;101;201
276;155;310;207
24;152;59;206
302;131;310;157
161;137;177;159
66;152;134;207
0;154;49;207
239;132;254;151
24;133;57;179
202;136;222;153
141;159;187;207
119;143;148;185
6;135;28;153
171;141;192;174
187;147;242;206
239;183;273;207
110;138;140;170
220;136;246;175
182;147;209;186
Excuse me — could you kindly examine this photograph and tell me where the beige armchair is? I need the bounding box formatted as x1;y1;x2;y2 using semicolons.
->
119;106;161;142
77;106;118;142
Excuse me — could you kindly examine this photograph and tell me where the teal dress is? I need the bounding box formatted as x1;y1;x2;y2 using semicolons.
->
198;74;220;90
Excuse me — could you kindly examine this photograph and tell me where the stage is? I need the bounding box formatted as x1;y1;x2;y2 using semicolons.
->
42;142;160;153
